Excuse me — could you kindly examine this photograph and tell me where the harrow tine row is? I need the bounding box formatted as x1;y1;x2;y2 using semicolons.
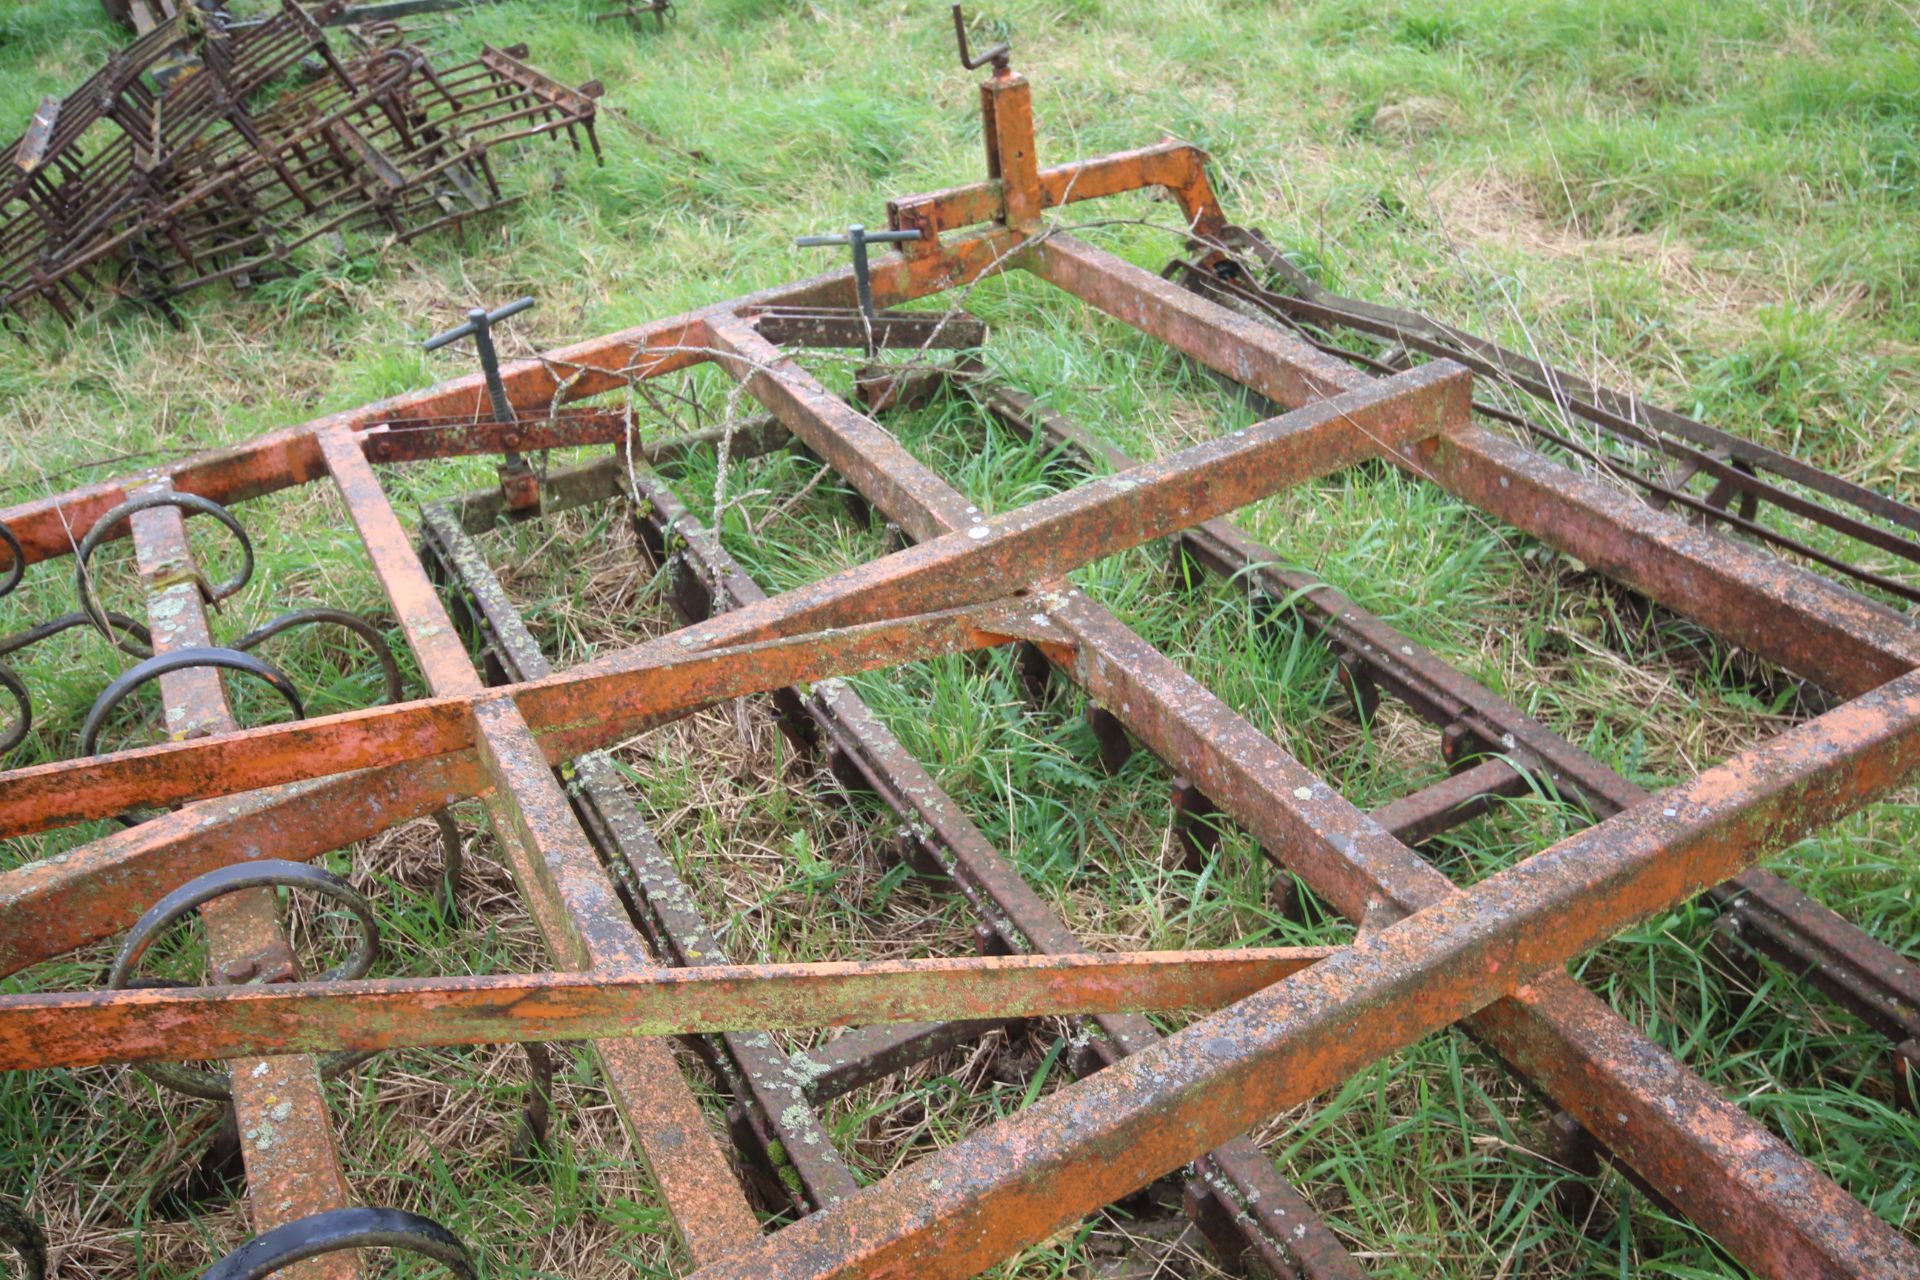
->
612;456;1368;1278
119;481;363;1277
947;356;1920;1093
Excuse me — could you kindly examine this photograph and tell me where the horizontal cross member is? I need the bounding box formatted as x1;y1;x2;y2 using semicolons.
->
0;949;1334;1071
679;663;1920;1280
0;599;1046;836
0;360;1466;837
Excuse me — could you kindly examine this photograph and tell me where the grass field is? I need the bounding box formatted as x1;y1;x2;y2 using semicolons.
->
2;0;1918;1277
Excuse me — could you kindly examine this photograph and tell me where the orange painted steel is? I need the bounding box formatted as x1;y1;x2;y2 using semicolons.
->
324;426;764;1264
0;362;1457;836
124;486;361;1280
701;258;1920;1280
679;666;1920;1280
1;30;1917;1280
0;949;1334;1070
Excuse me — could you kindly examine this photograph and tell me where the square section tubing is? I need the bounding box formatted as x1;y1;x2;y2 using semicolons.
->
316;428;764;1265
416;500;862;1213
1020;234;1920;695
0;363;1458;837
126;482;359;1280
0;226;1024;569
681;663;1920;1280
962;371;1920;1058
619;461;1363;1280
697;309;1911;1278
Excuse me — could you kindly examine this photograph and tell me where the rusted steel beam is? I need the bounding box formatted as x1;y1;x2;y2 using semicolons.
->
1020;234;1362;410
1020;234;1920;693
0;754;482;977
696;310;1466;588
1416;424;1920;697
982;67;1042;231
430;452;1350;1251
682;666;1920;1280
792;1020;1008;1103
126;485;359;1280
354;407;632;466
0;347;1460;834
962;367;1920;1070
444;419;790;532
731;324;1911;1278
0;225;1022;568
0;949;1336;1070
745;306;987;351
956;371;1638;813
0;601;1036;836
417;500;860;1213
888;140;1224;249
624;464;1364;1280
1048;595;1913;1280
1202;226;1920;574
1369;758;1529;847
1018;241;1920;1081
322;431;763;1263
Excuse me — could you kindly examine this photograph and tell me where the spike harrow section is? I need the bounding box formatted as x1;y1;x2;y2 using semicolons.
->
1;2;599;327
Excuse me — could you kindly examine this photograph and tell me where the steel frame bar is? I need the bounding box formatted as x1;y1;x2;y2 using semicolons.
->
405;418;1367;1270
0;363;1459;836
679;662;1920;1280
0;949;1336;1070
320;428;764;1263
0;756;481;977
1016;236;1920;693
951;364;1920;1063
2;52;1917;1280
698;314;1919;1279
1195;226;1920;590
125;482;360;1280
412;448;1358;1269
416;496;863;1213
614;460;1364;1278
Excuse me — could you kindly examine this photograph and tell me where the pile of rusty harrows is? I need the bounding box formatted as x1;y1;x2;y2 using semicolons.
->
2;11;1918;1280
1;0;599;328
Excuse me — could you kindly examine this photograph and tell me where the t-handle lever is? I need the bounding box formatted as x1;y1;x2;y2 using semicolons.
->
424;296;540;509
793;225;922;354
423;296;537;425
951;5;1010;76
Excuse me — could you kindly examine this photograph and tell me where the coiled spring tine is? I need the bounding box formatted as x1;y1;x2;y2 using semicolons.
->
79;645;303;758
508;1041;555;1177
230;607;405;705
0;664;28;757
74;493;254;657
107;860;381;1101
200;1207;476;1280
0;520;22;601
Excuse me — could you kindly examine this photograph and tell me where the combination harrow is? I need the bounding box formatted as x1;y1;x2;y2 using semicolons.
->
1;10;1917;1278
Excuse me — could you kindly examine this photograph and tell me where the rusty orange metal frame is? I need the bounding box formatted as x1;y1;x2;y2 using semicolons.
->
0;949;1335;1070
2;30;1918;1280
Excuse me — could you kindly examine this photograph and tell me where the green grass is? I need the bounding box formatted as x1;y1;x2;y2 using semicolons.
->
3;0;1918;1277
